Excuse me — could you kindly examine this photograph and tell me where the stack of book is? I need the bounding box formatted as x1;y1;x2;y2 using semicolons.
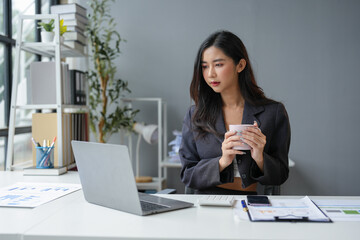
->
50;3;88;54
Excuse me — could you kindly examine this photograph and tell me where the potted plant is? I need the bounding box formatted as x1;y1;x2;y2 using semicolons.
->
38;19;55;42
58;19;67;43
38;19;67;43
86;0;138;143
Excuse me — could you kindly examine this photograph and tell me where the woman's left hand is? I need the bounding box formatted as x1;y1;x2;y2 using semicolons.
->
241;121;266;171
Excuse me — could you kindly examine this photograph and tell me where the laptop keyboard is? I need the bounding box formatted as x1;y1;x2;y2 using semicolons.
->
140;200;170;212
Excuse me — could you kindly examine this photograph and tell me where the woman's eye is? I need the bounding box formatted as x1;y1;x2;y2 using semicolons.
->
202;65;208;69
215;63;223;67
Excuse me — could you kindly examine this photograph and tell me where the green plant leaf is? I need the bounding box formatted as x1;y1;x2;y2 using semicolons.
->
38;19;55;32
86;0;138;142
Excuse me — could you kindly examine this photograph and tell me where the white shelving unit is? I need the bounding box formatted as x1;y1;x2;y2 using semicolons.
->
123;97;180;192
5;14;87;171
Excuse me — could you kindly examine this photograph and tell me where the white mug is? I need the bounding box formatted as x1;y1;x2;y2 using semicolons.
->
229;124;254;150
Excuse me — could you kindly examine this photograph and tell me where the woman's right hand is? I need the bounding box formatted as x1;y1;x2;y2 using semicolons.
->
219;130;246;172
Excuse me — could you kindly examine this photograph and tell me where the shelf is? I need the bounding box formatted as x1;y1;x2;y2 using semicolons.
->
136;177;166;191
16;104;58;110
21;42;85;58
16;104;88;111
63;106;89;112
6;14;89;171
125;98;168;192
161;160;181;168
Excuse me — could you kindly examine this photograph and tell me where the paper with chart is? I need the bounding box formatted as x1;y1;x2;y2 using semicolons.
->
246;196;330;221
313;199;360;221
0;182;81;208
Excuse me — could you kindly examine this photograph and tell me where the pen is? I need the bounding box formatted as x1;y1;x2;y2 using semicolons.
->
31;137;42;147
49;137;56;148
32;137;44;153
44;137;56;155
39;137;57;167
40;152;51;167
31;137;37;147
241;200;248;212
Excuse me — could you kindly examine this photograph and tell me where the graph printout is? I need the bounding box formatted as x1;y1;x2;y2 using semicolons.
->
242;196;330;222
314;199;360;222
0;182;81;208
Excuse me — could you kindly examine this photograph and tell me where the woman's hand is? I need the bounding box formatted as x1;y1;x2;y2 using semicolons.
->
219;130;246;172
241;121;266;171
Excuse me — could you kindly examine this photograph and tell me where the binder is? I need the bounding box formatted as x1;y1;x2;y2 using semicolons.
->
243;196;332;223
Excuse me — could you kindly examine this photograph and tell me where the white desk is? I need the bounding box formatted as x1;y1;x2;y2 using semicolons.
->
1;171;359;240
0;171;80;240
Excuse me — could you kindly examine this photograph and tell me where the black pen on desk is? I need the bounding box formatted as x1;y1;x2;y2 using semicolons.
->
241;200;248;212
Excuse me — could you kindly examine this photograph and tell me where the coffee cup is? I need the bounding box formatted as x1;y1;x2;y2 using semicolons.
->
229;124;254;150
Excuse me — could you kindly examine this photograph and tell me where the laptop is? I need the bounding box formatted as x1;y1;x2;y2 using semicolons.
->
71;141;193;216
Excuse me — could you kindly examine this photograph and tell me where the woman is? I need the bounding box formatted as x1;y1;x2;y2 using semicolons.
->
179;30;291;195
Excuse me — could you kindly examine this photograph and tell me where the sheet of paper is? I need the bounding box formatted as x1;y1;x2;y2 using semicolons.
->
233;199;251;221
0;182;81;208
243;196;329;221
314;199;360;222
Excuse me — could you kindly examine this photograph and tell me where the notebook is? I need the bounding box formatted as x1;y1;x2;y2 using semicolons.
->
71;141;193;216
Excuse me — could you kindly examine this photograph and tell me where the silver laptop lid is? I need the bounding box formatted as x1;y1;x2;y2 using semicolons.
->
71;141;143;215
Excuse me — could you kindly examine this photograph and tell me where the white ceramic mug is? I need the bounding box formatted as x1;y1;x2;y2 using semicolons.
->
229;124;254;150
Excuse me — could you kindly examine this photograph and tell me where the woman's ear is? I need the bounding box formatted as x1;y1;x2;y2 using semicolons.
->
236;59;246;73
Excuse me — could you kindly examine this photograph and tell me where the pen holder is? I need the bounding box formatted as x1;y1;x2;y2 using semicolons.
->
36;146;55;168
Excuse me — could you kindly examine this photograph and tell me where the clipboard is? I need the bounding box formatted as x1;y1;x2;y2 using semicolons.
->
243;196;332;223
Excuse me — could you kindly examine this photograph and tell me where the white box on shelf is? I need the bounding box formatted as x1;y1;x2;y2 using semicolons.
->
30;62;69;105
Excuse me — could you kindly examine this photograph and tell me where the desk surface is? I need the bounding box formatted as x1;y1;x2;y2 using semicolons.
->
0;171;80;240
1;171;359;240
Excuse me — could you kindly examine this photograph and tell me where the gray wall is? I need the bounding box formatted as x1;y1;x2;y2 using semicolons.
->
81;0;360;195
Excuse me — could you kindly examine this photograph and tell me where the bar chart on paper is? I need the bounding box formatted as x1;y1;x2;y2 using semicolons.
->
314;199;360;221
237;196;331;222
0;182;81;208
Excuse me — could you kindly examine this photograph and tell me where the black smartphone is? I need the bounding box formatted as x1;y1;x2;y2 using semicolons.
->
247;195;271;206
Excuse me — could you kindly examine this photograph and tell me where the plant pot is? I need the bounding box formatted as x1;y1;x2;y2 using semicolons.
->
41;31;54;43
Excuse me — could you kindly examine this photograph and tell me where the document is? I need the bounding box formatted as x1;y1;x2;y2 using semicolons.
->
314;199;360;222
0;182;81;208
243;196;331;222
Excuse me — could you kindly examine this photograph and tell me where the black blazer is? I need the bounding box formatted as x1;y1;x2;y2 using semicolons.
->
179;101;291;192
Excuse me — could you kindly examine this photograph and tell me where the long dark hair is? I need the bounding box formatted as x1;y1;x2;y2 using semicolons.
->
190;30;275;138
